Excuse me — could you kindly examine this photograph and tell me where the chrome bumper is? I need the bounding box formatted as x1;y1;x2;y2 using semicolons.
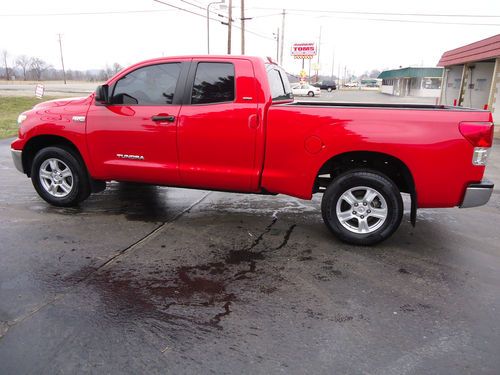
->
11;148;24;173
460;179;494;208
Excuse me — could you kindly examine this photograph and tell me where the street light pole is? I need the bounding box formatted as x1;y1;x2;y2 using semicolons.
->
275;28;280;62
206;0;225;54
279;9;286;65
240;0;245;54
227;0;232;54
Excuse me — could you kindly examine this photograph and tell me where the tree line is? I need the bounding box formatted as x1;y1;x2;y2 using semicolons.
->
1;50;122;82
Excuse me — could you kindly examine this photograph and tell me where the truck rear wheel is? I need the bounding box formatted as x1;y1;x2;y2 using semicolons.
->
321;169;403;246
31;146;91;207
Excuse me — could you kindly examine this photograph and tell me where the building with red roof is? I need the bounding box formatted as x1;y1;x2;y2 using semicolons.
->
438;34;500;127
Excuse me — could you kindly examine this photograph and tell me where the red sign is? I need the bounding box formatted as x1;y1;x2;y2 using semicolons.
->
291;43;317;58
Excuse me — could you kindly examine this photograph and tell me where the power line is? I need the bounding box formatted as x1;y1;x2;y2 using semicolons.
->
285;12;500;26
0;9;176;17
244;6;500;18
153;0;275;41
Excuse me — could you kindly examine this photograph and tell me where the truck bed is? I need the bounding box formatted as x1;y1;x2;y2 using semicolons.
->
289;101;486;111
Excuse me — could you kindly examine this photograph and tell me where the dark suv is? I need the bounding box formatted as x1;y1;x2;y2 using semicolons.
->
313;80;337;91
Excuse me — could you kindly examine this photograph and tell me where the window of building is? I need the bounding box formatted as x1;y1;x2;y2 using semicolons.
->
112;63;181;105
423;78;441;90
475;78;488;91
191;62;235;104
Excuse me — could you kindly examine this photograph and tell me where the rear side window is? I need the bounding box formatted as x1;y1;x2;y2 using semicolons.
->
112;63;181;105
191;62;235;104
266;65;293;101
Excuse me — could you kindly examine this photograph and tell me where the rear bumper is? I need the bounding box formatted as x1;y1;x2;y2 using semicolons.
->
460;179;494;208
11;148;24;173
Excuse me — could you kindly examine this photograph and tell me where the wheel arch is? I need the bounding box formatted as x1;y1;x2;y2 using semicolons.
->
22;135;86;178
315;150;417;225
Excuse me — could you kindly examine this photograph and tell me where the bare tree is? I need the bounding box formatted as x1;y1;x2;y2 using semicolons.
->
29;57;50;81
2;50;10;81
112;62;123;75
369;69;381;79
15;55;30;80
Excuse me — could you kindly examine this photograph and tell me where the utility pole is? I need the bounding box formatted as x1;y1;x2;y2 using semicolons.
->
317;26;322;68
330;47;335;81
315;26;322;83
227;0;232;54
279;9;285;65
240;0;245;54
57;34;66;84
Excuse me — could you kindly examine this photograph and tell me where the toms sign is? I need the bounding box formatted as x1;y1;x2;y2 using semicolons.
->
291;42;317;58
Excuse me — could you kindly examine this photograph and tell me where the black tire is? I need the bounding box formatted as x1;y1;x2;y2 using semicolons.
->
307;91;315;97
31;146;91;207
321;169;403;246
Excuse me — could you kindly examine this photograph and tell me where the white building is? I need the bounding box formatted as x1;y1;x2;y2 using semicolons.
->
378;67;443;98
438;34;500;129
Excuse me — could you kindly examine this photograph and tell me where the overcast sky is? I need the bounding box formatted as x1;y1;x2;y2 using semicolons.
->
0;0;499;76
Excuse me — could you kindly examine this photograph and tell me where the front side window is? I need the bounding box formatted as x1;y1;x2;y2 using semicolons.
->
191;62;235;104
112;63;181;105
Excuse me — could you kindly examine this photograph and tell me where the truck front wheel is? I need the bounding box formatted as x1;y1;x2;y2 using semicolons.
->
321;169;403;246
31;146;91;207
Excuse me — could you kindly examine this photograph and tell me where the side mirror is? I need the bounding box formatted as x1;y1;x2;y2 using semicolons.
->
95;84;109;104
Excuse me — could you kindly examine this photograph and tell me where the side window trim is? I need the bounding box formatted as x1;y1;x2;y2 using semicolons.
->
108;61;189;106
185;61;236;105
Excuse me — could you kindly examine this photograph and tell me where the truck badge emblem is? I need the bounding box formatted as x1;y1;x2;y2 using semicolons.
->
116;154;145;160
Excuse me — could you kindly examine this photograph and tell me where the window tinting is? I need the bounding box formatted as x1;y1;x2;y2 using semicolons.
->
266;65;293;101
191;63;235;104
112;63;181;105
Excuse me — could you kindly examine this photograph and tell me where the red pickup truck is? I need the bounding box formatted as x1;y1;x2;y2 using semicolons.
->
11;56;494;245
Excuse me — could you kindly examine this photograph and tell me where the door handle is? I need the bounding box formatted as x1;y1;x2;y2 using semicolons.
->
151;115;175;122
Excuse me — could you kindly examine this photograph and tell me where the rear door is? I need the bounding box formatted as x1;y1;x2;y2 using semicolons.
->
177;59;259;192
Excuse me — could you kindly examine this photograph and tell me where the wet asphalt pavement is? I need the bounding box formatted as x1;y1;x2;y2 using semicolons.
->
1;137;500;374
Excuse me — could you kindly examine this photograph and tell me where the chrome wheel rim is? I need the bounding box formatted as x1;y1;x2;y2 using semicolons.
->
335;186;388;234
39;158;74;198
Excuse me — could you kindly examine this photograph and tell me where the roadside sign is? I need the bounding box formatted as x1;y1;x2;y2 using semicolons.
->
291;42;317;59
35;84;45;99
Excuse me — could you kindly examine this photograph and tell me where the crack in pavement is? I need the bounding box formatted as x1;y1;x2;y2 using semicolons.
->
0;192;212;340
275;224;297;250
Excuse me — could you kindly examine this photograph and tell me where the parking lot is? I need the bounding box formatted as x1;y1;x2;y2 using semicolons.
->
1;92;500;374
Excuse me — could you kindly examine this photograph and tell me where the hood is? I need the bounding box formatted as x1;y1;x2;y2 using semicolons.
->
33;96;91;109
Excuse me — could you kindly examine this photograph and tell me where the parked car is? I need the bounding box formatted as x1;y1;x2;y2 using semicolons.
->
11;56;494;245
292;83;321;97
313;80;337;91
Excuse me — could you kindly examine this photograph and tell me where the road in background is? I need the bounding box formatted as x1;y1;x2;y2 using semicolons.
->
299;88;438;104
0;82;100;97
1;135;499;373
0;81;439;104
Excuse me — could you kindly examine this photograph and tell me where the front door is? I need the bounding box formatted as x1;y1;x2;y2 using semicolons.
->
86;61;188;184
177;60;259;192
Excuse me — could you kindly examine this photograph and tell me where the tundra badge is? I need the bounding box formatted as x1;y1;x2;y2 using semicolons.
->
72;116;86;123
116;154;145;160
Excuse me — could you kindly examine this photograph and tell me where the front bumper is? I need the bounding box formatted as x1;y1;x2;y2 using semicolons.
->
11;148;24;173
460;179;494;208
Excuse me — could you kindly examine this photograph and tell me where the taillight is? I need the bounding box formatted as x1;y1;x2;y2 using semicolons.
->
459;121;494;147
